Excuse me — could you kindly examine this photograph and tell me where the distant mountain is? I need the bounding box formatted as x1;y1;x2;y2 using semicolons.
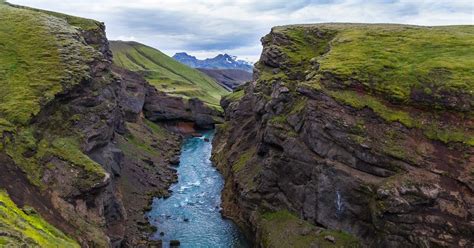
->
173;52;254;73
198;68;252;90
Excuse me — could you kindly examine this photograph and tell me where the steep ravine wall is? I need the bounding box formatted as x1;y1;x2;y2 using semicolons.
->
212;24;473;247
0;3;222;247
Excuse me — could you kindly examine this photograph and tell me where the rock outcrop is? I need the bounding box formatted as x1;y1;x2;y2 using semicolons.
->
212;24;473;247
144;85;223;130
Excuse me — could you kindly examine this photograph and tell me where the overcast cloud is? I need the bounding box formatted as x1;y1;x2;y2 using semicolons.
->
9;0;474;62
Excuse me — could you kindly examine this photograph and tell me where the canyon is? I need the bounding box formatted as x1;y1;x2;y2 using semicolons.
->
0;1;473;248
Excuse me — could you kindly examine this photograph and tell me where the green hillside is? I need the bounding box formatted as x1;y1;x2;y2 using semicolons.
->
0;1;99;126
110;41;229;108
266;24;473;106
257;24;474;146
0;190;79;247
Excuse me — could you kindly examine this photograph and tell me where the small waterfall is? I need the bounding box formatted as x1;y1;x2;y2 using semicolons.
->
335;190;344;218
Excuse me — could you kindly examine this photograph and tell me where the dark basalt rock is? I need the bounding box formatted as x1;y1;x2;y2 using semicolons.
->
212;25;474;248
170;240;181;247
169;156;180;166
0;8;186;247
143;85;223;130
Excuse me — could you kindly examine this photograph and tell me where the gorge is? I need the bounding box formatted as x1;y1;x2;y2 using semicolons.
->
0;1;473;248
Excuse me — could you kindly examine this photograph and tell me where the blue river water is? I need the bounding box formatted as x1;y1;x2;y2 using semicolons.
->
148;130;250;248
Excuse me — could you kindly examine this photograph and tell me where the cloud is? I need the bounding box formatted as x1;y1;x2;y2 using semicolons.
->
9;0;473;61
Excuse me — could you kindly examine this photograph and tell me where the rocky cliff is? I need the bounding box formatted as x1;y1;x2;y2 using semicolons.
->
212;24;473;247
0;2;222;247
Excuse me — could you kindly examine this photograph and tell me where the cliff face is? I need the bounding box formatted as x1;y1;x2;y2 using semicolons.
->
0;3;220;247
212;24;473;247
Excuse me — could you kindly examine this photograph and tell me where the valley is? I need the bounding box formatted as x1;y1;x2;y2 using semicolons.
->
0;1;472;248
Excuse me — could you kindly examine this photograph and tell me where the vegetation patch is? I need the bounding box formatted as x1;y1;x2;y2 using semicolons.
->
0;190;79;247
317;24;474;104
327;89;473;146
290;98;307;115
4;129;107;188
260;210;360;248
259;24;473;147
110;41;228;109
278;26;335;66
225;89;245;102
0;3;98;126
232;147;256;173
328;90;416;128
269;115;288;125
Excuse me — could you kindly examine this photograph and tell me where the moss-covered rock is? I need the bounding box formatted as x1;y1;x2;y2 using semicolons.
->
0;190;79;247
260;210;360;248
214;24;474;248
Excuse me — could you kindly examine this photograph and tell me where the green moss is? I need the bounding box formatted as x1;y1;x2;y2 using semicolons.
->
328;90;417;128
328;89;473;146
289;98;307;115
351;135;366;144
423;126;474;146
379;129;415;163
30;10;100;31
233;147;256;173
261;210;360;248
4;128;106;188
125;133;159;155
144;119;168;139
314;24;474;104
260;24;474;147
0;4;98;126
110;41;228;109
257;66;288;83
225;89;245;102
256;26;334;84
44;138;106;181
119;120;173;158
279;27;335;65
269;115;288;125
0;190;79;247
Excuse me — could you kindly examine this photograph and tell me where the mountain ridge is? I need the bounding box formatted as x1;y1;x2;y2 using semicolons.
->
173;52;254;73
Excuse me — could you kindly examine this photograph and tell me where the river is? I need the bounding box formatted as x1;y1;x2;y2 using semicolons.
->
148;130;250;248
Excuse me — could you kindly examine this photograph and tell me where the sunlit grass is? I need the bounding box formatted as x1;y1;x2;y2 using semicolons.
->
110;41;229;109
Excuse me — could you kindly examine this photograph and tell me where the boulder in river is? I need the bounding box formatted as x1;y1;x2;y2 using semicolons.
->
169;156;180;165
170;240;180;247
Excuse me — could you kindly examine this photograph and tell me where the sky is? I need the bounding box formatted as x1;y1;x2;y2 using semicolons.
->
10;0;474;62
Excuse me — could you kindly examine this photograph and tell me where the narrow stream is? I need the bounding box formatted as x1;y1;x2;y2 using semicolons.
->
148;130;250;248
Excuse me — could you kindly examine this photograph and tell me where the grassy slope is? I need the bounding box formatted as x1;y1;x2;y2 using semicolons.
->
318;24;473;102
272;24;473;103
260;211;360;248
0;2;106;187
0;2;109;244
260;24;473;146
110;41;229;109
0;190;79;247
0;2;99;126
